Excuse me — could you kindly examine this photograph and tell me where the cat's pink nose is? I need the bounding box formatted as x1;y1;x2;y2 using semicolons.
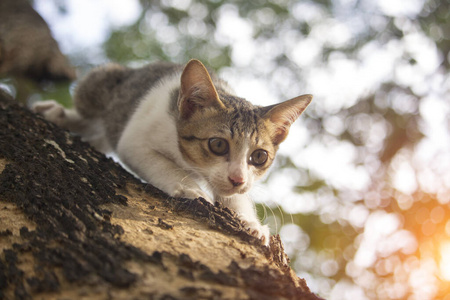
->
229;176;244;187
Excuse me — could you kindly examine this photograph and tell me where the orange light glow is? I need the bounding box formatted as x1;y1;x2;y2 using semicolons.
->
439;241;450;281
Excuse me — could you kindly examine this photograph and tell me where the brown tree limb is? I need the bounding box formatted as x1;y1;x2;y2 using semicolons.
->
0;0;75;82
0;90;321;299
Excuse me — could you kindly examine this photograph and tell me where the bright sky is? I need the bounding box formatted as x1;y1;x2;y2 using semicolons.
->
34;0;141;52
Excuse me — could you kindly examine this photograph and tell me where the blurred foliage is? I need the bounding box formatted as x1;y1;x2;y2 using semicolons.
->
3;0;450;299
104;1;233;69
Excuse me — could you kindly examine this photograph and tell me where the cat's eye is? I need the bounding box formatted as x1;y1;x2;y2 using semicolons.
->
250;149;268;166
208;138;229;156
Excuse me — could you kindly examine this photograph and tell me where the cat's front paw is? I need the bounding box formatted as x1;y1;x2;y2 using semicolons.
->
242;220;270;245
173;184;213;204
32;100;66;125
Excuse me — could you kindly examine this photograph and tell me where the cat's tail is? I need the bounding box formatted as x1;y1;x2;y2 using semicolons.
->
73;63;129;118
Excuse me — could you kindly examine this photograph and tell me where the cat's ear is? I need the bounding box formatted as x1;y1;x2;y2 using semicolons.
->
263;94;312;145
178;59;225;119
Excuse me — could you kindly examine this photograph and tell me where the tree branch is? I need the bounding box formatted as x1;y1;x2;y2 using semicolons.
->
0;90;321;299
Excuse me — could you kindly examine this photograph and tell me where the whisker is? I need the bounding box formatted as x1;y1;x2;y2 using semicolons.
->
276;201;285;230
266;202;278;233
251;184;279;233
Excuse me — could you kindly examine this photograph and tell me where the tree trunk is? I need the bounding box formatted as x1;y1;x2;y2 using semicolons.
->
0;0;76;82
0;90;321;299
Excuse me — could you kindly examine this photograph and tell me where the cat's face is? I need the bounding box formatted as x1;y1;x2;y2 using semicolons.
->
176;59;312;198
177;103;278;197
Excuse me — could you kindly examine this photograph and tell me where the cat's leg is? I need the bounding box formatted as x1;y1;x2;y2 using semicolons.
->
117;146;213;203
32;100;112;153
145;155;212;202
173;182;212;203
218;194;269;245
32;100;71;127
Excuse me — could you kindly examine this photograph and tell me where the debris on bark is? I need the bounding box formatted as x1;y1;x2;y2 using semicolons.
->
0;90;322;299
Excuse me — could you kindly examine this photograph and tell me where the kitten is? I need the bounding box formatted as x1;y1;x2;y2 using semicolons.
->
32;59;312;244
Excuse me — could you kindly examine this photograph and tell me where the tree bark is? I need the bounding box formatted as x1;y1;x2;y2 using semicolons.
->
0;0;75;82
0;90;321;299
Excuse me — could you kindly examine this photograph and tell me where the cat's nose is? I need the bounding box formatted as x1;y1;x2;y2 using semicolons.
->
229;176;244;187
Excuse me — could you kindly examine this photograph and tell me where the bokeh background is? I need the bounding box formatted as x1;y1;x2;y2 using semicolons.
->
1;0;449;299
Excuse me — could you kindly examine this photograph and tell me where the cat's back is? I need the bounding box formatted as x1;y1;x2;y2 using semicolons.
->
74;61;183;118
74;61;183;148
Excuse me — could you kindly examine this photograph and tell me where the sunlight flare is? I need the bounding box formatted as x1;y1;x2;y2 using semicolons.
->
439;241;450;281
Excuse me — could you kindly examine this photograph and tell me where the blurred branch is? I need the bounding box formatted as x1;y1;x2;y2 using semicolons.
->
0;0;75;83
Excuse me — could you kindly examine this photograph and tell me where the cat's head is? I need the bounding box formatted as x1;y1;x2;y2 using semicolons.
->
176;59;312;198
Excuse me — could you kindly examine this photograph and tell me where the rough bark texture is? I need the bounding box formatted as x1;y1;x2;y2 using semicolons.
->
0;0;75;81
0;90;322;299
